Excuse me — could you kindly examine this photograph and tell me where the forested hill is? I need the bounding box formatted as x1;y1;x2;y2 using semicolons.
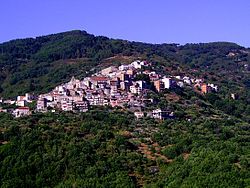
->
0;30;250;187
0;30;249;98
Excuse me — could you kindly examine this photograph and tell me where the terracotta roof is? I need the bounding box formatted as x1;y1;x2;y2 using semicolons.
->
143;70;151;74
18;96;25;100
90;76;108;82
18;107;30;110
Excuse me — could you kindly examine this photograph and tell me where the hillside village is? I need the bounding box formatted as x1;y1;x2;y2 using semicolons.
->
0;60;219;119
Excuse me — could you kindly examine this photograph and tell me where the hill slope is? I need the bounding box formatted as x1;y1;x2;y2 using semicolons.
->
0;30;249;98
0;30;249;187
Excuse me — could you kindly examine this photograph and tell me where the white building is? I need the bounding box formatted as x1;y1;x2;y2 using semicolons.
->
136;81;146;89
110;85;119;96
16;100;27;107
75;101;89;112
16;93;35;106
183;76;192;85
130;85;142;95
177;81;184;88
55;86;67;95
131;60;143;69
37;98;47;112
13;107;31;118
0;107;7;113
25;93;35;102
175;76;181;80
152;109;173;120
119;64;130;71
61;100;73;111
3;100;16;105
162;77;173;89
134;111;144;119
208;83;218;92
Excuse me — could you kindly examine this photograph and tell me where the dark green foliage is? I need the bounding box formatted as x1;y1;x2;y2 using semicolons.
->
0;111;249;187
0;111;142;187
134;74;151;83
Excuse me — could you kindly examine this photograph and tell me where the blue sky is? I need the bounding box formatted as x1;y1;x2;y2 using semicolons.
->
1;0;250;47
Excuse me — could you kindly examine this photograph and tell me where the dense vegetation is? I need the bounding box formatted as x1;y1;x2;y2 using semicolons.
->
0;109;249;187
0;30;249;187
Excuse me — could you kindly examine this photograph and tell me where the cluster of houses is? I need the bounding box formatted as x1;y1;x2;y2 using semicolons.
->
0;60;219;119
35;60;176;120
173;76;218;94
152;75;218;94
0;93;34;118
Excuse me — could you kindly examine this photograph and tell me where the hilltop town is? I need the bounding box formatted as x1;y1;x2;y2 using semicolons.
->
0;28;249;187
0;60;218;119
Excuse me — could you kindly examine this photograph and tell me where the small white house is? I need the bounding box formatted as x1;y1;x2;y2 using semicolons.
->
16;100;27;107
13;107;31;118
131;61;143;69
162;77;173;89
118;64;130;71
134;111;144;119
152;109;173;120
130;84;142;95
37;97;47;112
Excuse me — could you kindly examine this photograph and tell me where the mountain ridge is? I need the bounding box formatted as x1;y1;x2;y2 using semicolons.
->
0;30;249;99
0;29;246;48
